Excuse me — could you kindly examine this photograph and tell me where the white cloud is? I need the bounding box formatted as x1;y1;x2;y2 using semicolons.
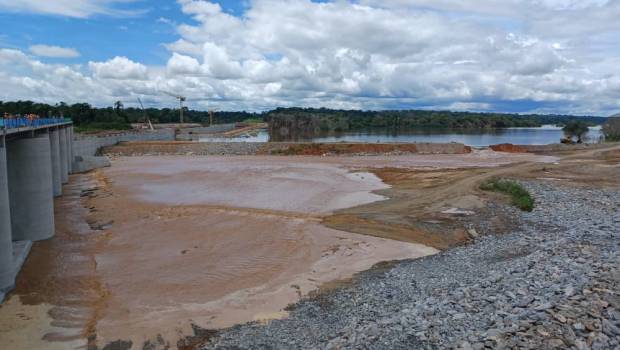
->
0;0;141;18
29;45;80;58
0;0;619;115
89;56;148;80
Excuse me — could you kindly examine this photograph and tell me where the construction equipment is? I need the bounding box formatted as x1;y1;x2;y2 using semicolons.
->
137;98;154;131
163;91;187;124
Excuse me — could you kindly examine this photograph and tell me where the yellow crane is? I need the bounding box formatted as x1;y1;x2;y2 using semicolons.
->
163;91;187;124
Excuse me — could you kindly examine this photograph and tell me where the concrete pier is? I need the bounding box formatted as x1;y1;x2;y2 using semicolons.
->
0;136;14;291
59;127;68;184
49;129;62;197
68;127;74;173
65;127;72;174
6;134;55;242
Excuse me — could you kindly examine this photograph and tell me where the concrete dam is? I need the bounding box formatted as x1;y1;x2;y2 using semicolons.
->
0;119;75;301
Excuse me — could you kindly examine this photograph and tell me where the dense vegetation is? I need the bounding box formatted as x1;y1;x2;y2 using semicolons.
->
267;108;606;132
0;100;261;130
480;179;534;212
603;116;620;142
562;121;590;143
0;101;607;132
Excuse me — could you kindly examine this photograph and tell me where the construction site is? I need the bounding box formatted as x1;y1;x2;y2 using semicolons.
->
0;111;617;349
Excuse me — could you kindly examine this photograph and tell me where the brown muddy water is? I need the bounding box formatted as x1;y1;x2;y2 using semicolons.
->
0;152;557;349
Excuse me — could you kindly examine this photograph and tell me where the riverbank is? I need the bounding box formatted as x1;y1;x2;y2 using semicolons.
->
102;141;473;156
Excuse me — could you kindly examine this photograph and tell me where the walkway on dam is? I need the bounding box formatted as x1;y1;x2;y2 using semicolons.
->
1;118;74;302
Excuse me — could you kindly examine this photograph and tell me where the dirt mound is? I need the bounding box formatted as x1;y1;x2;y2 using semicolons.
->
269;143;420;156
490;143;529;153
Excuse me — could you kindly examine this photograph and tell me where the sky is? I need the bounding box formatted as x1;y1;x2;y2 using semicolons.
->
0;0;619;115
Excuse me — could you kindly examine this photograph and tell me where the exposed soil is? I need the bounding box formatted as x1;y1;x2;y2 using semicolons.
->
324;143;620;249
489;143;529;153
103;141;473;157
266;143;424;155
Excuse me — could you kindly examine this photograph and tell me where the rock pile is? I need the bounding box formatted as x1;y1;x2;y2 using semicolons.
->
203;181;619;350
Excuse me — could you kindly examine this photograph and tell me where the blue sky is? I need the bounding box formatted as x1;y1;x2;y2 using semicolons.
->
0;0;618;115
0;1;247;65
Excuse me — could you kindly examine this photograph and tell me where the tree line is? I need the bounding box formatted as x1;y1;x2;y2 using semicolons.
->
266;107;607;132
0;100;608;131
0;100;261;130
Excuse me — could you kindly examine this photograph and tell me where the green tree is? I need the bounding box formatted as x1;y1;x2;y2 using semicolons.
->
602;115;620;142
563;121;589;143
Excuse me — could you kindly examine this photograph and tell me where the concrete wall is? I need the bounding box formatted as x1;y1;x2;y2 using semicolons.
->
6;134;55;242
49;129;62;197
59;128;68;184
65;127;73;173
69;127;75;173
73;129;175;158
0;136;13;291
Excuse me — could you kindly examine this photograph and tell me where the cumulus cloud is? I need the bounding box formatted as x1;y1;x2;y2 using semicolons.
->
0;0;619;115
29;45;80;58
89;56;149;80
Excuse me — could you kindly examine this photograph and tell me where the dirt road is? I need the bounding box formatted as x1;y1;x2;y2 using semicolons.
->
325;144;620;248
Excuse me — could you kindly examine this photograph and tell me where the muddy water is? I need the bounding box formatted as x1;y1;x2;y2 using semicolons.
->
18;152;575;348
0;152;558;349
0;175;107;349
90;157;437;347
106;157;391;213
0;156;442;349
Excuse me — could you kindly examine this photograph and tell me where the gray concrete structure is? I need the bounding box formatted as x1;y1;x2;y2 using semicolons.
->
6;134;55;242
49;129;62;197
59;127;68;184
0;136;14;291
65;127;72;173
73;129;175;158
1;120;72;302
68;127;75;173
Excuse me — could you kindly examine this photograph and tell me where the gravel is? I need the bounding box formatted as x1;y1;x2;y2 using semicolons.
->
202;181;620;350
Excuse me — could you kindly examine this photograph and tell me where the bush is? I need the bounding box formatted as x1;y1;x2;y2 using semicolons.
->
603;117;620;142
480;179;534;212
563;121;589;143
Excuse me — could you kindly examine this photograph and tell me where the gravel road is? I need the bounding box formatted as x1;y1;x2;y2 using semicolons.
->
202;181;620;350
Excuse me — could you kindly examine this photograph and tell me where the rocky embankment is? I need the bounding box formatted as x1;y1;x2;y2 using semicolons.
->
203;181;619;349
102;141;472;157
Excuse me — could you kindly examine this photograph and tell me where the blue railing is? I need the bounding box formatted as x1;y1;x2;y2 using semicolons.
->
1;118;69;130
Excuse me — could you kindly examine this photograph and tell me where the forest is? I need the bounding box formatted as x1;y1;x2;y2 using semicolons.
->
266;107;606;132
0;100;261;131
0;101;607;132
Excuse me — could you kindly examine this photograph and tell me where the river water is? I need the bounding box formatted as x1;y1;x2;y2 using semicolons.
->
200;125;603;147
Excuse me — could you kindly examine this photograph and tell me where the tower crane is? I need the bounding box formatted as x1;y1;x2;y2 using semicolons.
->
162;91;187;124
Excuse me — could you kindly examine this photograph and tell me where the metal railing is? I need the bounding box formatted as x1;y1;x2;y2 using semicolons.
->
1;118;70;130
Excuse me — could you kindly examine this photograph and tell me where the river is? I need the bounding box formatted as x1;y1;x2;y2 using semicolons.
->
200;125;603;147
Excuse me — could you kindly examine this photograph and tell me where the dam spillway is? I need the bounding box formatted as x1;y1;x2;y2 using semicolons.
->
0;119;74;300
